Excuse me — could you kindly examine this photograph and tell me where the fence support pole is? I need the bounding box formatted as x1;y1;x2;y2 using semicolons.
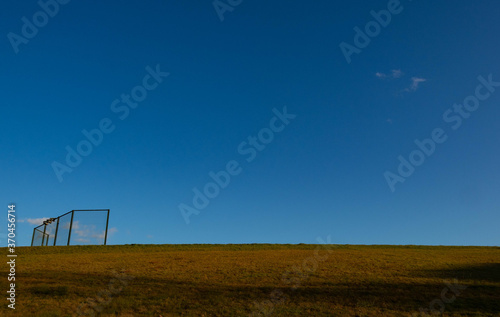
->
42;223;47;246
67;211;75;246
31;228;36;247
104;209;110;245
53;217;60;246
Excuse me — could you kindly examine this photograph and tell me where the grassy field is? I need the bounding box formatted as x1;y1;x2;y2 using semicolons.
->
1;244;499;316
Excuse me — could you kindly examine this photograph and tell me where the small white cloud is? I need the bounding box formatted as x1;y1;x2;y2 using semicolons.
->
73;225;117;241
391;69;403;78
23;218;49;225
74;224;96;237
60;220;78;230
405;77;427;92
75;238;90;243
376;69;403;79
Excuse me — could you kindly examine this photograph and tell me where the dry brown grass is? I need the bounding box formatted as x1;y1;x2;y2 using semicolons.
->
1;244;499;316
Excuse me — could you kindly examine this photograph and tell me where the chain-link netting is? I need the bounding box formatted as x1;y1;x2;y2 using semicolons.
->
44;221;57;246
32;228;49;246
70;210;109;245
55;213;72;246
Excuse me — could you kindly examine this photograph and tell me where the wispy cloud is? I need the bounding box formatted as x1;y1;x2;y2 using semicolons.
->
391;69;403;78
75;238;90;243
405;77;427;92
20;218;49;225
376;69;427;93
375;69;403;79
74;225;118;240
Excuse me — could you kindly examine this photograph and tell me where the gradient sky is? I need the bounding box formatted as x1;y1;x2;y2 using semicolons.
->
2;0;499;246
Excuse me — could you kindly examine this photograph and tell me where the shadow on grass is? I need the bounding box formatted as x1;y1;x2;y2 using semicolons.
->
30;285;68;296
414;262;500;283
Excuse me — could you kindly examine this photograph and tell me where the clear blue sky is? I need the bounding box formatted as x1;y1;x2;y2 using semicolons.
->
2;0;499;246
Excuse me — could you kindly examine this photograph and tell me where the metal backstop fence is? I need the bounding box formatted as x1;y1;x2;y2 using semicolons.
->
31;209;110;246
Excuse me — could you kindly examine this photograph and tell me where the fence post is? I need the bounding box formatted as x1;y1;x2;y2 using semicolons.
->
67;210;75;246
104;209;110;245
31;228;36;247
42;223;47;246
53;217;60;246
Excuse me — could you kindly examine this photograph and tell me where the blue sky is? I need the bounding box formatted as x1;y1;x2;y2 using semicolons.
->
2;0;499;246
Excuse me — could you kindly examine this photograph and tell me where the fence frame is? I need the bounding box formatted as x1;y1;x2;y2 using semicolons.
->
30;209;110;246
